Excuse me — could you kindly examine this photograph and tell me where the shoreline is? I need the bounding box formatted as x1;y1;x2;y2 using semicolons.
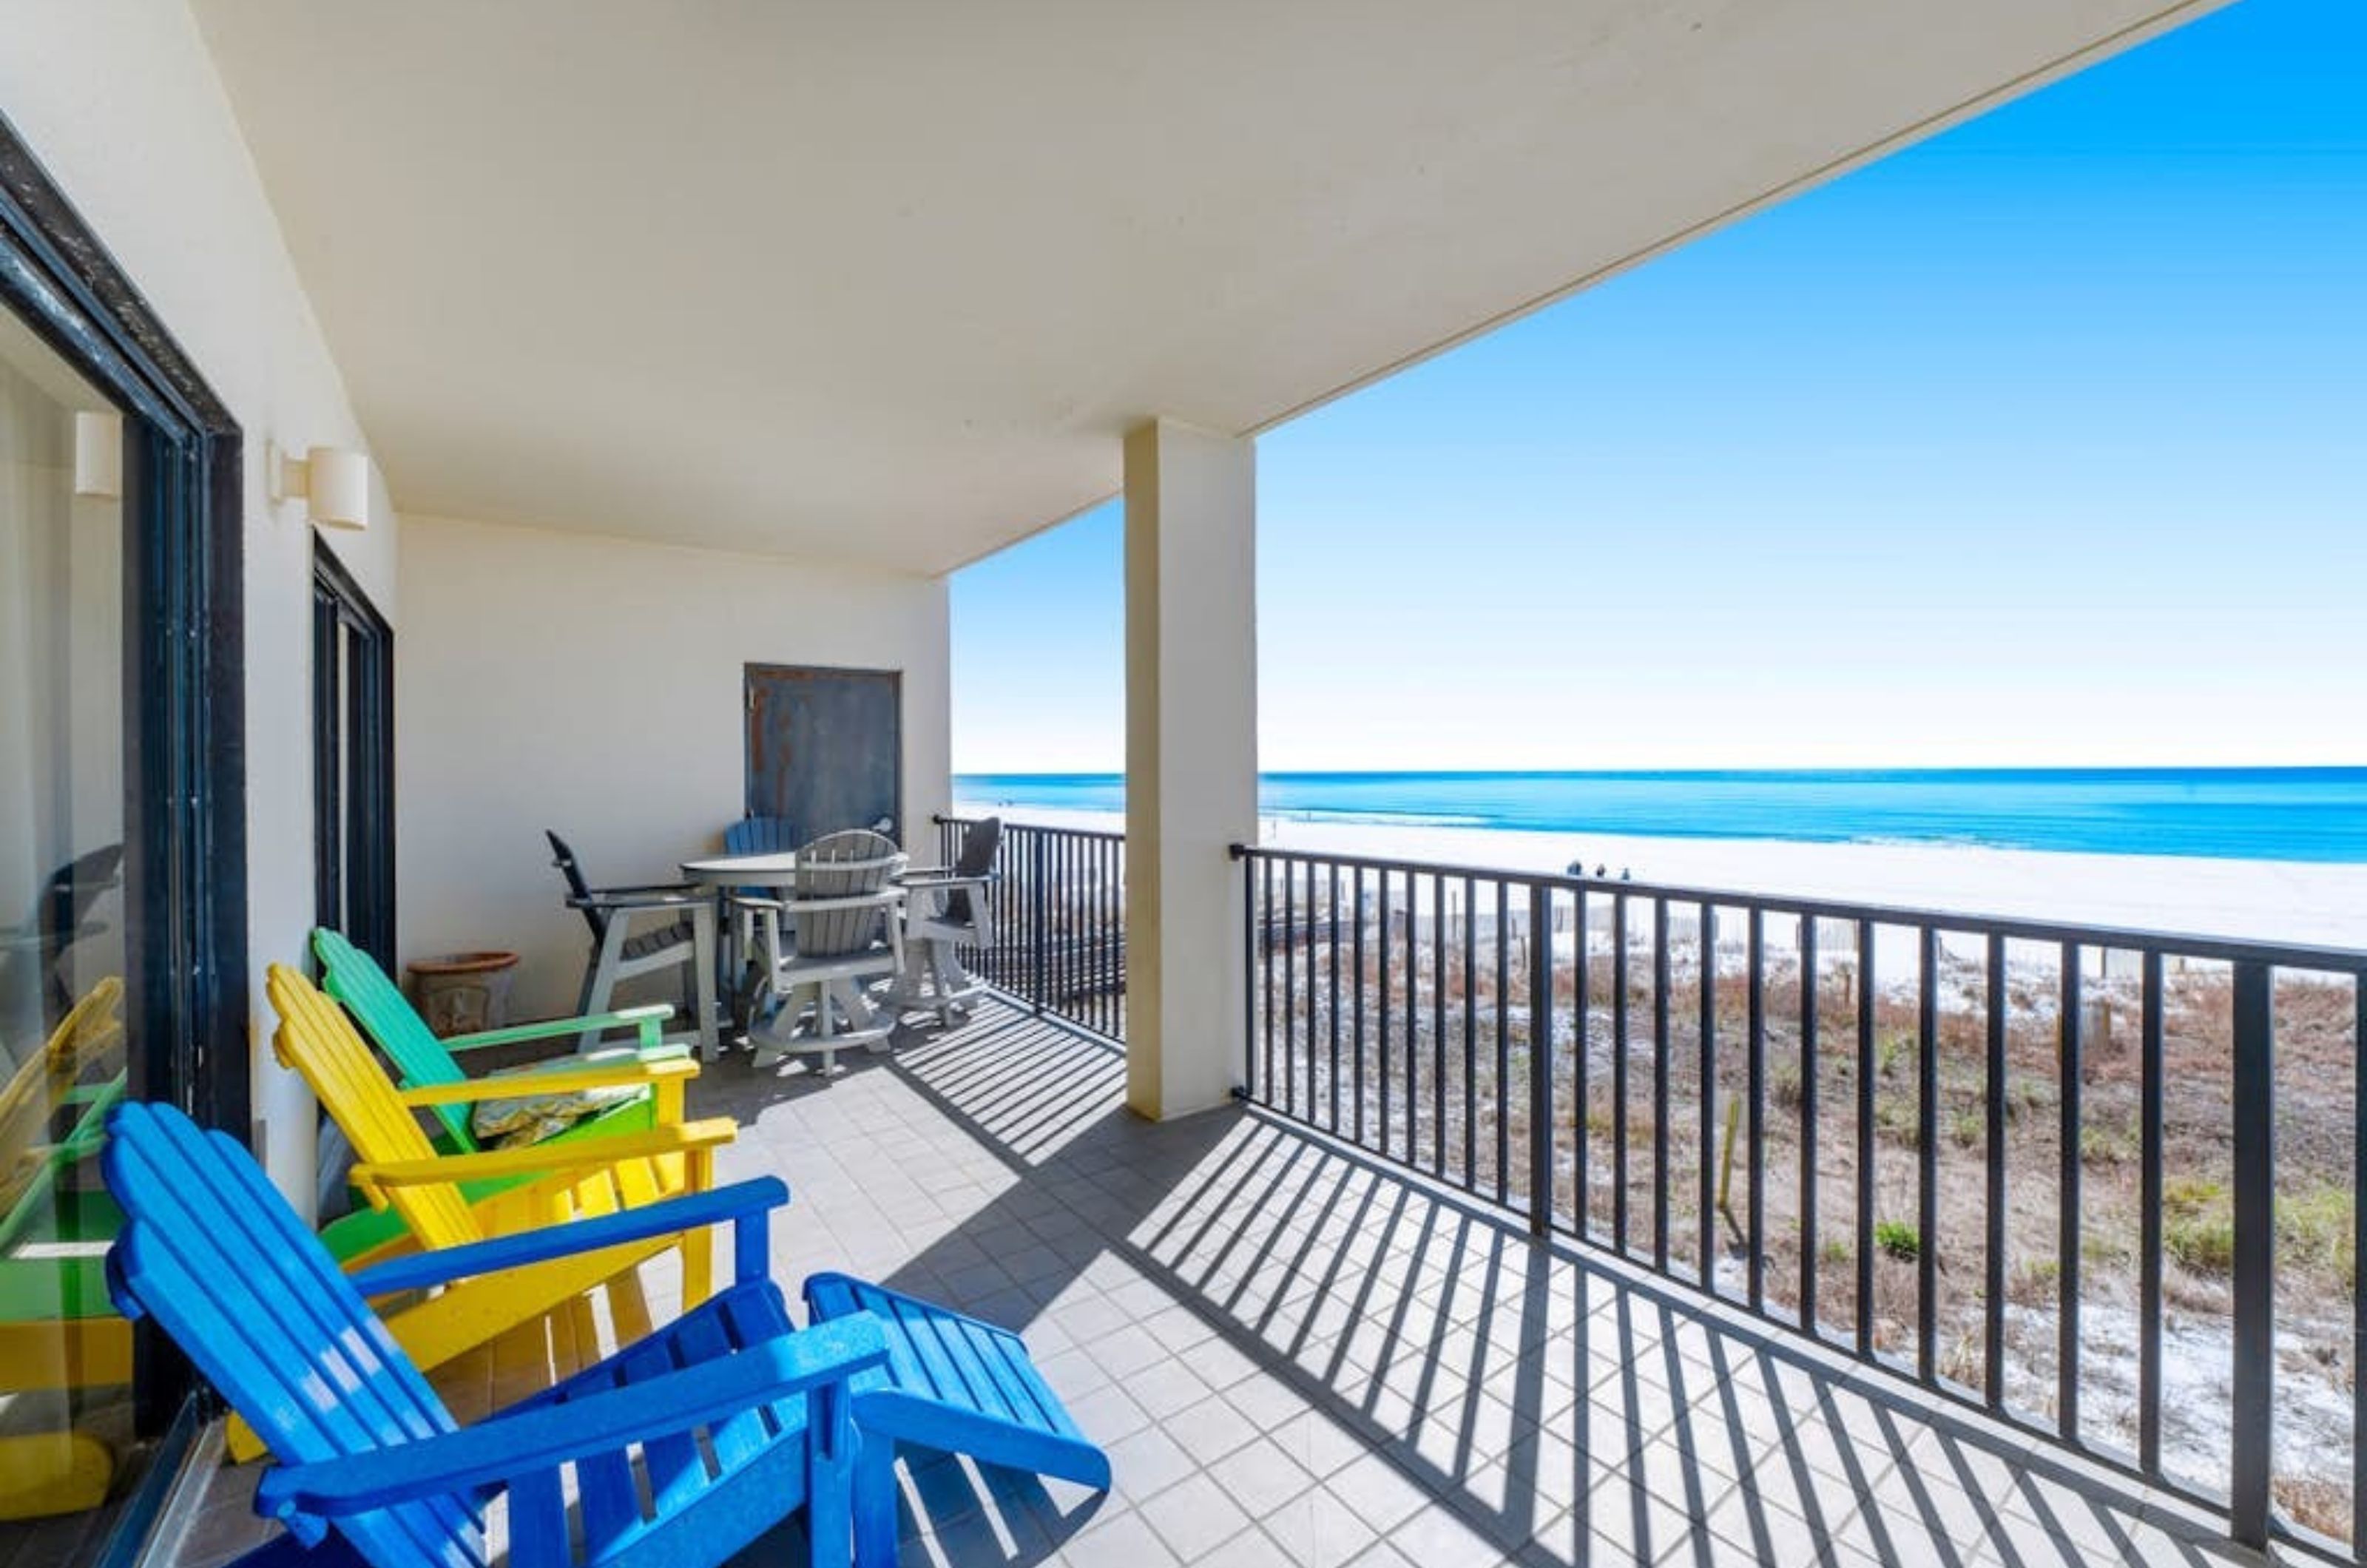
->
953;802;2367;951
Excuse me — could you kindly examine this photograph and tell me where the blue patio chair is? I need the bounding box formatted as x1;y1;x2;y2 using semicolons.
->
723;815;800;998
725;815;800;860
101;1101;890;1568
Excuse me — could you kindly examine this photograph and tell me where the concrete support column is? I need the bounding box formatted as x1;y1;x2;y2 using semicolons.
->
1124;419;1256;1121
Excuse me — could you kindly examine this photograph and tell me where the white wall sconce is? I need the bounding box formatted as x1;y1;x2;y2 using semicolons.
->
269;440;372;530
72;410;122;499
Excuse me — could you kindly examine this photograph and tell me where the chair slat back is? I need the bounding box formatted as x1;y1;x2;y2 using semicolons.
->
103;1101;484;1568
723;816;798;856
266;964;483;1249
947;817;1002;927
314;930;480;1153
792;830;901;959
725;816;800;902
0;975;124;1204
545;829;609;945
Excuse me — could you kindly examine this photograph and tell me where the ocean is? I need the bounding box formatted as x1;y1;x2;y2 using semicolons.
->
953;768;2367;863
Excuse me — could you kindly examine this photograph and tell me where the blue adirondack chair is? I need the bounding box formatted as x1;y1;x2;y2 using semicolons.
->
102;1101;891;1568
803;1273;1112;1550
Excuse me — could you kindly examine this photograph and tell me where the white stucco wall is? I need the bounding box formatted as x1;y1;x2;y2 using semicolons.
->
396;515;950;1021
2;0;402;1211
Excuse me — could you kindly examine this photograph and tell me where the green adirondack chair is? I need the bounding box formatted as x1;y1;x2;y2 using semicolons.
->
311;927;695;1263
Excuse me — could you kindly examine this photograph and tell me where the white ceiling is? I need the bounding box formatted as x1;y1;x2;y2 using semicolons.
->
192;0;2215;576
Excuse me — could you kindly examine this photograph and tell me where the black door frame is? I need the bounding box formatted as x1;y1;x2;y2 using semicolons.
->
312;535;396;970
0;106;249;1541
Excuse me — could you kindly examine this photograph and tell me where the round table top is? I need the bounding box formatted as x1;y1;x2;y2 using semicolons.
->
679;851;800;886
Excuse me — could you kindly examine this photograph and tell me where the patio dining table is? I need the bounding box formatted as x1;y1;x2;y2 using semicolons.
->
678;850;803;893
680;851;803;1029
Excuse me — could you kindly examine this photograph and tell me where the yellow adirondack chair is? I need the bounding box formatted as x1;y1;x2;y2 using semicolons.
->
0;976;131;1519
0;976;124;1212
251;964;738;1457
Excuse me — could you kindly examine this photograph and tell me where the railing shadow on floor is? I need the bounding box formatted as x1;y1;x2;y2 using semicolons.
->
854;1006;2254;1567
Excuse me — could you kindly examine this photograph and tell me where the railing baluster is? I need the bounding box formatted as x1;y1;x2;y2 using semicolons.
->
1496;879;1511;1204
1241;842;1256;1095
2139;949;2164;1475
1354;868;1368;1147
1985;931;2007;1412
1917;925;1939;1385
2354;976;2366;1559
1615;893;1631;1257
2059;942;2082;1441
1530;883;1553;1237
1068;831;1080;1028
2348;985;2367;1563
1065;834;1074;1033
1406;869;1419;1169
1306;859;1320;1119
1046;828;1060;1021
1047;827;1059;1010
1379;871;1391;1159
1699;902;1717;1293
1801;914;1820;1333
995;831;1007;992
1262;855;1276;1101
1329;861;1343;1134
1573;887;1590;1242
1857;918;1876;1360
1053;826;1065;1018
1654;897;1672;1272
1102;834;1110;1034
1030;831;1048;1013
2230;959;2274;1550
1464;876;1479;1189
1287;862;1306;1118
1434;872;1447;1180
1746;909;1765;1314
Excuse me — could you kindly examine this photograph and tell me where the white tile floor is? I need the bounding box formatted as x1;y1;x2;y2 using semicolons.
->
698;1001;2252;1568
170;998;2262;1567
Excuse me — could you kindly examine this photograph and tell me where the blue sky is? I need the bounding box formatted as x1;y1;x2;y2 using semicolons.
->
953;0;2366;774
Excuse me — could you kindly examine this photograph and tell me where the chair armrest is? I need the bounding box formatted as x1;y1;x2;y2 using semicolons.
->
439;1003;675;1053
348;1177;789;1297
897;872;995;891
393;1055;698;1108
350;1118;736;1203
779;891;906;916
254;1314;887;1526
565;887;706;912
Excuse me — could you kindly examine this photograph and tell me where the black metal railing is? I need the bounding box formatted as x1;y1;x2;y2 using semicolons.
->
1233;842;2367;1561
935;815;1125;1044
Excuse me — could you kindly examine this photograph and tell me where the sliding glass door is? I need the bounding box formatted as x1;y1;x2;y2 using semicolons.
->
0;303;133;1551
313;538;396;973
0;112;246;1562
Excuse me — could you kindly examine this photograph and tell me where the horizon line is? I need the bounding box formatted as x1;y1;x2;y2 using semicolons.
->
956;763;2367;780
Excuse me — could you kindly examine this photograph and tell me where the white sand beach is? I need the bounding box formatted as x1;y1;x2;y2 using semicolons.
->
960;804;2367;954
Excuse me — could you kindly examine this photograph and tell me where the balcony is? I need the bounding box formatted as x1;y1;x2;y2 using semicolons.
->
172;982;2246;1568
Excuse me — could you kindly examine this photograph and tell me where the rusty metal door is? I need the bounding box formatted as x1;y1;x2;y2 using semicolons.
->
743;664;903;842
